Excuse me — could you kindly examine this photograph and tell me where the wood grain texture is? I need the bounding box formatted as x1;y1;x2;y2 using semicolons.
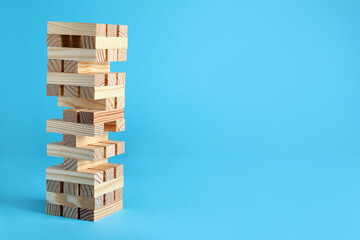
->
63;206;78;219
106;163;123;178
118;25;128;38
46;203;61;216
47;34;127;49
64;182;79;195
79;199;123;221
47;59;62;72
114;188;123;201
104;119;125;132
89;142;115;158
63;158;108;171
46;180;62;193
62;132;108;147
58;97;116;110
100;140;125;155
46;84;64;96
64;85;80;97
48;73;105;87
47;141;105;161
116;96;125;109
79;176;124;198
48;22;107;36
105;191;115;204
63;108;83;123
48;47;127;62
90;164;115;181
79;108;124;124
47;119;104;137
46;164;104;185
46;192;103;209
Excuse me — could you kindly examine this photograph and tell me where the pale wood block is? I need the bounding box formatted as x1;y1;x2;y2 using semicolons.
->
48;21;107;36
116;96;125;109
47;119;104;137
47;34;95;48
106;73;117;86
48;47;108;62
63;132;108;147
63;206;78;219
90;164;115;181
95;37;127;49
46;203;61;216
107;24;117;37
79;85;125;100
48;73;106;87
46;192;103;210
63;108;83;123
58;97;116;110
47;141;105;161
79;199;123;221
114;188;123;201
104;119;125;132
77;61;110;73
106;163;123;178
79;177;124;198
105;191;115;204
64;182;79;195
89;142;115;158
46;164;104;185
64;85;79;97
63;158;108;171
46;179;62;193
117;72;126;85
108;49;117;61
47;59;62;72
46;84;63;96
79;108;124;124
118;25;128;38
100;140;125;155
79;168;104;184
117;49;127;61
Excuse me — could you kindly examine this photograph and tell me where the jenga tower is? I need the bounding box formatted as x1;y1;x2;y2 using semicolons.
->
45;22;128;221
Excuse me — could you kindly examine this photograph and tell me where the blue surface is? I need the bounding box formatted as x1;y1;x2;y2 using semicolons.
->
1;0;360;239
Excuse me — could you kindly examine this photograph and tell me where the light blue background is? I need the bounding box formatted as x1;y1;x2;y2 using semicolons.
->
0;0;360;239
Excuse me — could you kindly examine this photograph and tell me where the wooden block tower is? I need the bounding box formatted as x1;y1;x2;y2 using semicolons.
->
45;21;128;221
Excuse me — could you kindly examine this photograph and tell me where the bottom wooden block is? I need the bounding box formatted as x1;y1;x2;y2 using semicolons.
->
45;200;123;221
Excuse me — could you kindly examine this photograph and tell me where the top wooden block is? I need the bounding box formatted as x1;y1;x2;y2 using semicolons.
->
48;22;128;37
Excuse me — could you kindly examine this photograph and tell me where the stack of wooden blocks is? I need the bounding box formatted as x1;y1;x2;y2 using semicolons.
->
45;21;128;221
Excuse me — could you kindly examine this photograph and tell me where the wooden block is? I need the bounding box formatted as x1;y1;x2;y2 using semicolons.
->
116;96;125;109
106;73;117;86
89;142;115;158
105;191;115;204
46;203;61;216
106;163;123;178
82;85;125;100
48;47;108;62
48;72;107;87
46;164;104;185
48;59;62;72
63;206;78;219
64;85;80;97
64;182;79;195
47;119;104;137
79;109;124;124
100;140;125;155
107;24;117;37
58;97;116;110
48;34;128;49
63;132;108;147
63;158;108;171
108;49;117;61
77;61;110;73
63;108;84;123
117;49;127;61
104;119;125;132
46;192;103;209
114;188;123;201
79;176;124;198
46;84;63;96
46;179;62;193
117;73;126;85
47;142;105;161
48;22;107;36
79;199;123;221
90;164;115;181
118;25;128;38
